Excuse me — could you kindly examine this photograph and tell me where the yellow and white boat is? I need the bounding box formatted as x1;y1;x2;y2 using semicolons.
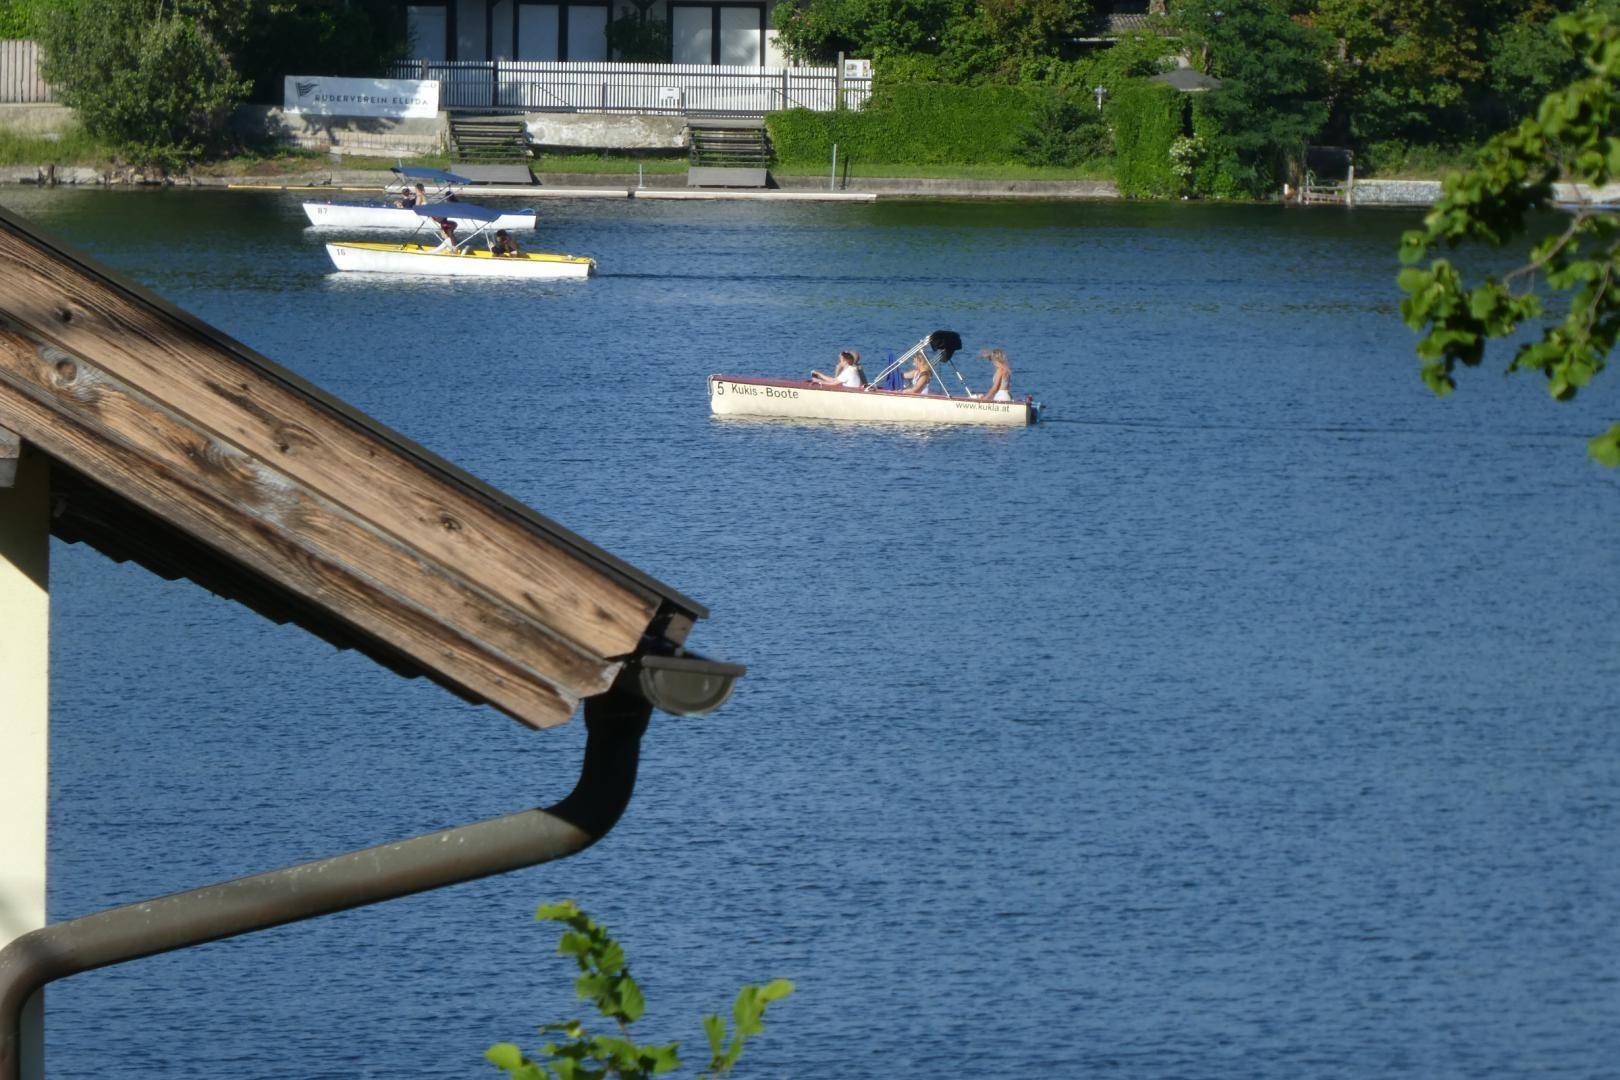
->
324;202;594;279
325;241;594;279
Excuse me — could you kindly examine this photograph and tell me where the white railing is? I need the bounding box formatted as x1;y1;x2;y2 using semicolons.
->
388;59;870;114
0;40;52;104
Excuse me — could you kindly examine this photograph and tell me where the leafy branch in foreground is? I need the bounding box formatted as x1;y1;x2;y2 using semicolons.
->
1396;10;1620;466
485;900;794;1080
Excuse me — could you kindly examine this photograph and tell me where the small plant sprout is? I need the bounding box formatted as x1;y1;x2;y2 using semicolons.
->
485;900;794;1080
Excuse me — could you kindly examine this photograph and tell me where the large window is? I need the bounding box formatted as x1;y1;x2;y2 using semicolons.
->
488;1;608;60
669;3;764;66
406;2;451;60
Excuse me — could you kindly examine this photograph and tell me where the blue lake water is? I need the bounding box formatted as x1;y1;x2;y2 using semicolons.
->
2;187;1617;1078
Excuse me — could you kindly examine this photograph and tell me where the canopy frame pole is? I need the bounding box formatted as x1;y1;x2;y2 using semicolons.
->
0;672;655;1080
867;337;930;389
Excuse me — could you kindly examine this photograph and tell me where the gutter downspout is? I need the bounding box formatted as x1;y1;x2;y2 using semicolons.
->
0;675;653;1080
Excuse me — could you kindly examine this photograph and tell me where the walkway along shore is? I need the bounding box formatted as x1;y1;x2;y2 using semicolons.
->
3;164;1617;206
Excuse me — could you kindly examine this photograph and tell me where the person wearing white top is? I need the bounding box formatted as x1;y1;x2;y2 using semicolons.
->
901;355;933;395
430;217;458;253
810;350;866;388
978;347;1014;402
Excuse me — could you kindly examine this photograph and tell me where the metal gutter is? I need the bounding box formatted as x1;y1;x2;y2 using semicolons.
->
0;675;655;1080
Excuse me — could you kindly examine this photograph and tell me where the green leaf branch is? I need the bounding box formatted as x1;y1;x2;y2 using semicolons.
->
485;900;794;1080
1397;10;1620;467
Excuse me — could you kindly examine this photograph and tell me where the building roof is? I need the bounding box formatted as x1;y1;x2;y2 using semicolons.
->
1150;67;1224;92
0;204;707;730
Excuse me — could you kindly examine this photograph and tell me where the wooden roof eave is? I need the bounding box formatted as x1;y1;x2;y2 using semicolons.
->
0;204;711;730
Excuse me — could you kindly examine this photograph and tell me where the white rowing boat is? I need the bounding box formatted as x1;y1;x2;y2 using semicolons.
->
302;202;537;232
708;331;1037;427
326;241;594;279
301;166;537;232
708;376;1035;426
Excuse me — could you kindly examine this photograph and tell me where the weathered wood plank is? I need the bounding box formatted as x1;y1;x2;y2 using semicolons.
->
0;328;621;705
0;228;661;660
0;380;583;730
0;423;17;488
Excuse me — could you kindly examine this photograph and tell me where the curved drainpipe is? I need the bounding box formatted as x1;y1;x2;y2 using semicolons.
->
0;676;653;1080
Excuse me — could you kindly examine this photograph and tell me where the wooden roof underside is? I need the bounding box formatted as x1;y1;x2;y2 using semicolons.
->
0;206;705;730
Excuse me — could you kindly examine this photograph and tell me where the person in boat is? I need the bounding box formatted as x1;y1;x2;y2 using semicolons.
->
978;348;1013;402
431;217;458;253
810;350;866;388
900;354;933;395
490;229;521;257
395;182;427;209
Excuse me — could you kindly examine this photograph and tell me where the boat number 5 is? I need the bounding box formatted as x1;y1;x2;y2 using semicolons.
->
715;381;724;396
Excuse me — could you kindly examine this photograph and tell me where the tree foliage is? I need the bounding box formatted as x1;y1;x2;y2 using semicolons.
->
33;0;405;165
37;0;247;167
486;900;794;1080
234;1;407;103
773;0;1097;80
1170;0;1332;192
1397;11;1620;465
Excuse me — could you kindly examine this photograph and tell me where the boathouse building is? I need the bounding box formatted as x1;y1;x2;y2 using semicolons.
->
404;0;787;68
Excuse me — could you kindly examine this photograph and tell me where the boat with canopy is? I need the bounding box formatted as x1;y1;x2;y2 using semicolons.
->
302;166;537;232
708;330;1038;427
325;203;594;279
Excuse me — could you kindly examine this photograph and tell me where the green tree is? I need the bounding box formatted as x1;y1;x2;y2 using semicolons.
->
486;900;795;1080
1397;10;1620;466
1172;0;1333;193
233;1;407;103
772;0;958;65
36;0;248;167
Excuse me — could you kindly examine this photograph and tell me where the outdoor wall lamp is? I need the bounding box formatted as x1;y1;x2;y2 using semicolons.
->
1093;85;1108;111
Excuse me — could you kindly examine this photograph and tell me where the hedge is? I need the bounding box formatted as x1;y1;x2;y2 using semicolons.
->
766;83;1040;167
0;1;32;37
1106;80;1183;199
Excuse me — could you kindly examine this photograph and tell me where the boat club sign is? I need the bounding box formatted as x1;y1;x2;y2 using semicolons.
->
284;75;439;118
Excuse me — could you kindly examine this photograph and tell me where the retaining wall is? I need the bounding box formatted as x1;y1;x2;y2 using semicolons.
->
524;112;687;151
231;106;445;157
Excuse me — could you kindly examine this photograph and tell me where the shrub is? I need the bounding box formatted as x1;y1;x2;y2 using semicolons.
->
1015;88;1111;167
1106;79;1182;198
37;0;247;168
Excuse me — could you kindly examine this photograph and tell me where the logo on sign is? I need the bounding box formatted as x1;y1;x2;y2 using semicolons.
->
296;80;319;97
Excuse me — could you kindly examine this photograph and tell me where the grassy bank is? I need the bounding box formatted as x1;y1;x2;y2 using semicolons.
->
1;123;342;175
0;125;109;167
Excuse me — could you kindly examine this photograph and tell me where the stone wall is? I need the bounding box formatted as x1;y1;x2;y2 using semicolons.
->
231;106;445;158
0;103;74;135
1349;179;1443;206
523;112;688;152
